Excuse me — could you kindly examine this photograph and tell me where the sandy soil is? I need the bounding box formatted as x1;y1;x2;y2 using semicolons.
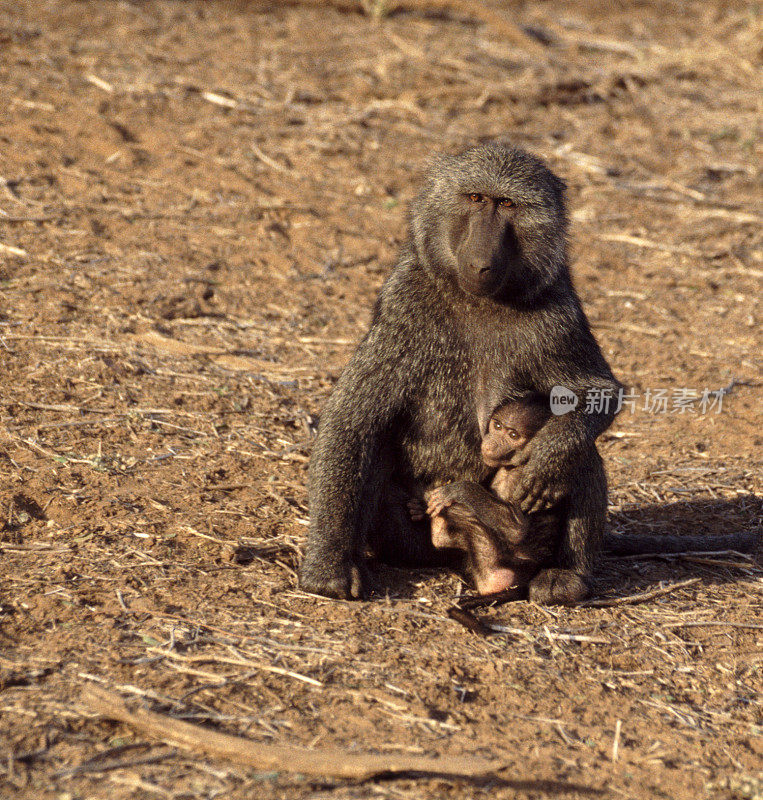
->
0;1;761;798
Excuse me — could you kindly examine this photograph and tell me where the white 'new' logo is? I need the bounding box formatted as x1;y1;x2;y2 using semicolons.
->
550;385;579;416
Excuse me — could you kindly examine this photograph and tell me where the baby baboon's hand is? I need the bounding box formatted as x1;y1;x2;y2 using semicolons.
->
426;482;484;517
426;484;458;517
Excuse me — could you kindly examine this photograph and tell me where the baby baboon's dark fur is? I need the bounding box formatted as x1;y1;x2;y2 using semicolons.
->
301;142;620;603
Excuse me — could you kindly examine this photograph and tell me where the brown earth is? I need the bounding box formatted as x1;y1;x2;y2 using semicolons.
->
0;1;761;798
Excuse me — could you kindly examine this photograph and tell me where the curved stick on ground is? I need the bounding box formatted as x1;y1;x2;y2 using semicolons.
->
447;605;494;636
447;585;527;636
82;686;505;780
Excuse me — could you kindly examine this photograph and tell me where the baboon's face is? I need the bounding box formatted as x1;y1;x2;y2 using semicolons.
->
481;401;549;467
412;143;568;304
481;410;530;467
450;193;520;297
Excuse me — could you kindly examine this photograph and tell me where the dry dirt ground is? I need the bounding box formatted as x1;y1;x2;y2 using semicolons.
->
0;1;761;798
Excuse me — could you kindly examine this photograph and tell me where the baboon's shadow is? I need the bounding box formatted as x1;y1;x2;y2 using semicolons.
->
370;495;762;602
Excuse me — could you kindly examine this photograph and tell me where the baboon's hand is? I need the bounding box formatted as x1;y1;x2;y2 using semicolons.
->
528;568;588;605
299;550;365;600
511;436;581;514
425;485;453;517
426;483;475;517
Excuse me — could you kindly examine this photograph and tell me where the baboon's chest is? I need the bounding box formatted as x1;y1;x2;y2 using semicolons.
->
394;356;488;487
393;313;525;488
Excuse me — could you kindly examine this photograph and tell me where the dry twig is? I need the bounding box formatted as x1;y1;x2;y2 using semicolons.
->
580;578;702;608
82;686;506;780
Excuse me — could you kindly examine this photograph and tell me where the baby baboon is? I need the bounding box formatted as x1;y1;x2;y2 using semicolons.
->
425;395;560;595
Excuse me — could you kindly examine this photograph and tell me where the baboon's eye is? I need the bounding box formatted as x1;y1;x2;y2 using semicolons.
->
508;429;519;439
468;193;483;203
492;420;502;430
499;197;515;208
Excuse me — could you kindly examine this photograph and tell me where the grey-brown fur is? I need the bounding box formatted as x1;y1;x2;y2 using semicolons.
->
300;142;620;602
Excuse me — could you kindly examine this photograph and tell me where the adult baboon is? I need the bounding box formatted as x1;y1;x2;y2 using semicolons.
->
300;142;620;604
